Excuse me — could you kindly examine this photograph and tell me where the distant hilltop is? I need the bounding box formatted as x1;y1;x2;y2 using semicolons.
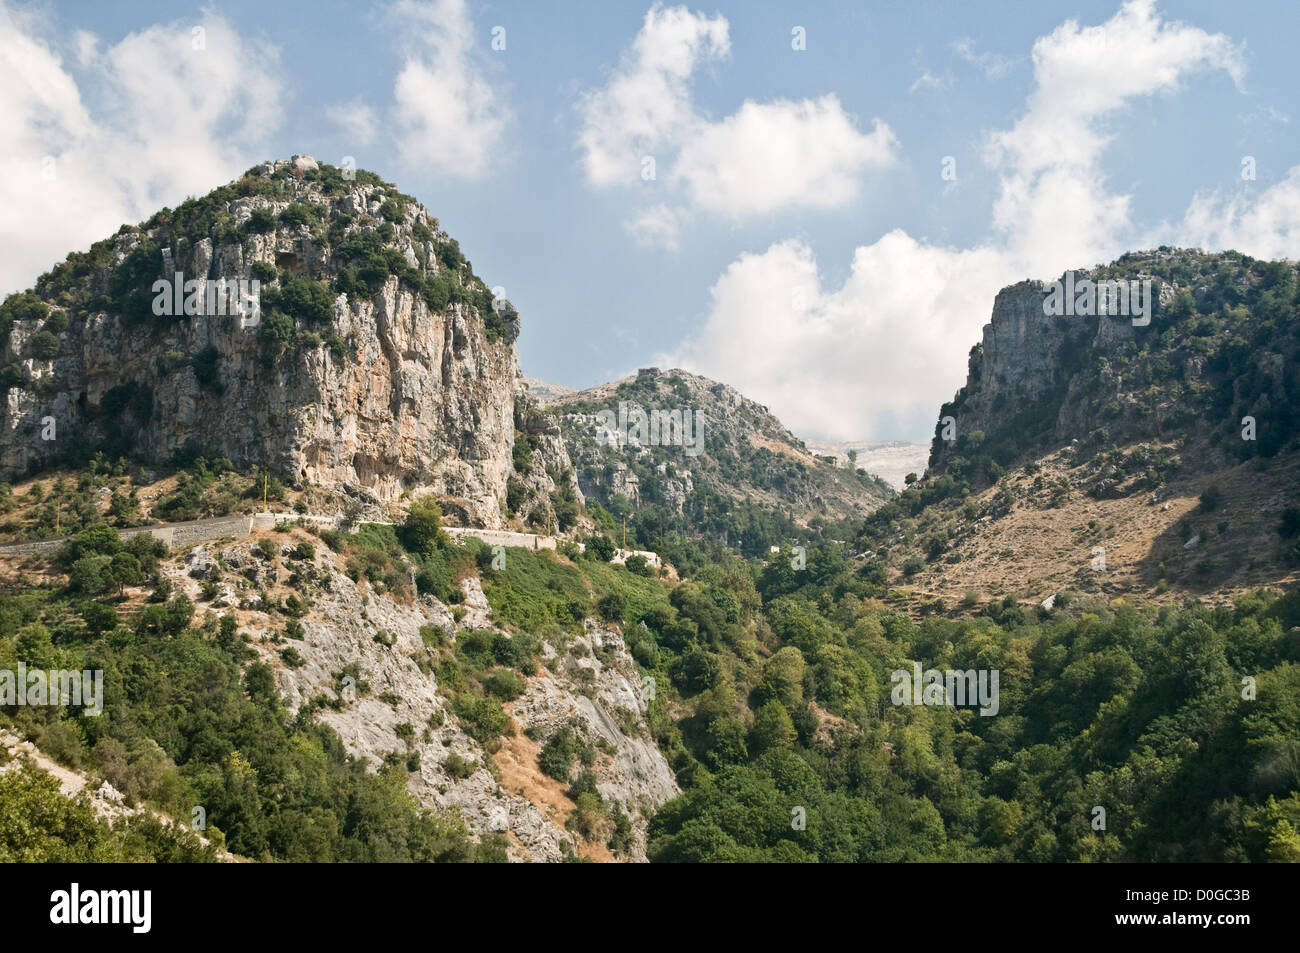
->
802;439;931;490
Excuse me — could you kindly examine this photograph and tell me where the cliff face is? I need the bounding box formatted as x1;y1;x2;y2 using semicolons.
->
928;247;1299;482
0;157;571;527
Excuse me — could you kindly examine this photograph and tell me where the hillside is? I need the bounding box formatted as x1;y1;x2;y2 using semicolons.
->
2;183;1297;868
856;249;1300;604
542;367;894;557
0;156;576;529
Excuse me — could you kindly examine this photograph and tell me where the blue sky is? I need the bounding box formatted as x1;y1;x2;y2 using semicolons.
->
2;0;1298;440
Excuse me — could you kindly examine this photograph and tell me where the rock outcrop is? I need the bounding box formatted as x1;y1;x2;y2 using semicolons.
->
169;529;677;862
0;157;574;528
928;248;1300;476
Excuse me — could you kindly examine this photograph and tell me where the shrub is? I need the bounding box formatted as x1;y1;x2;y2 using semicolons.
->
250;261;277;283
277;203;320;230
400;498;447;556
596;591;625;624
506;477;528;514
540;727;578;782
585;535;616;562
901;556;926;577
192;346;222;390
29;330;61;360
482;668;524;701
443;753;475;779
624;554;652;576
273;275;334;325
246;207;277;233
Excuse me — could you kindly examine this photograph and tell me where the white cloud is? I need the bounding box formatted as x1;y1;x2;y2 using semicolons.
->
577;4;896;226
672;97;897;218
387;0;510;176
577;3;729;188
625;203;684;250
909;70;946;94
952;37;1015;79
327;98;379;146
1173;167;1300;261
0;3;284;295
666;0;1257;441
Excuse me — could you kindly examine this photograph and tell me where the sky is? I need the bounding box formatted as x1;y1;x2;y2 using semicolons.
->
1;0;1298;442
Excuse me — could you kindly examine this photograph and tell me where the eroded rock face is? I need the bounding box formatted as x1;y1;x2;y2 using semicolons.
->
0;158;570;529
176;535;675;862
932;262;1165;470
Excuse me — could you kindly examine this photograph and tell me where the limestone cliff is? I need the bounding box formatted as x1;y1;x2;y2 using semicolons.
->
930;249;1299;481
0;156;573;528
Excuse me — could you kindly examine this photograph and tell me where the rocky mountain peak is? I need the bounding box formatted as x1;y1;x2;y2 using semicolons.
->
0;159;569;527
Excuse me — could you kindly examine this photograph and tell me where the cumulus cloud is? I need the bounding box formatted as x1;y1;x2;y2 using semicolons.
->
577;3;729;188
672;97;897;218
1172;167;1300;261
387;0;509;176
0;2;284;295
665;0;1265;442
577;4;897;235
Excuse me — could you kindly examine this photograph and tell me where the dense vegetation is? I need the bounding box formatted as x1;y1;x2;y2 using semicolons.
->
635;546;1300;861
0;518;502;862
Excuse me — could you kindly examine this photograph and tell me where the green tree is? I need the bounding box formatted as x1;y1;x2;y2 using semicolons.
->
400;498;448;555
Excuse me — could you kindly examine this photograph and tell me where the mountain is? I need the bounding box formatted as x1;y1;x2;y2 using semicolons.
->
3;171;1297;867
522;376;576;403
0;155;576;528
857;248;1300;603
800;439;930;491
539;367;894;556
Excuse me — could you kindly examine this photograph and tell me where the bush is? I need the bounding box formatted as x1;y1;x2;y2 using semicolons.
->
29;330;61;360
1199;484;1222;512
246;207;277;233
624;554;652;576
277;203;320;230
443;753;475;779
540;727;578;782
192;346;222;390
273;275;334;325
505;477;528;515
586;535;616;562
401;498;448;556
250;261;277;283
901;556;926;577
482;668;524;700
596;591;625;624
